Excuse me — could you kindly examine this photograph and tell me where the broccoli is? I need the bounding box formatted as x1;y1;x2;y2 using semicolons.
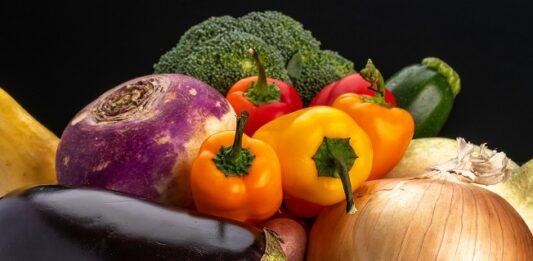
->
292;50;355;105
153;11;355;100
154;16;241;73
238;11;321;62
175;31;290;94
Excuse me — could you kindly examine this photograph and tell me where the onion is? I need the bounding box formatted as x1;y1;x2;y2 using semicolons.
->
385;137;532;233
308;138;533;260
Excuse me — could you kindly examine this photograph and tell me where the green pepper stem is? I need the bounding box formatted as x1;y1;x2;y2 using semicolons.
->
312;137;358;214
334;156;356;214
248;48;270;96
212;111;255;177
243;49;281;105
360;59;386;98
229;111;248;161
359;59;392;107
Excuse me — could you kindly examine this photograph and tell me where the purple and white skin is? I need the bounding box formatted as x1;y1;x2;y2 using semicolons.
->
56;74;236;208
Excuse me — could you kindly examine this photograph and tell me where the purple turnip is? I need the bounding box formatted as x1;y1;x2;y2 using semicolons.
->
56;74;236;208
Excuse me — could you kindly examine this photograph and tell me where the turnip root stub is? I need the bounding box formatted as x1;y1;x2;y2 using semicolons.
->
56;74;236;208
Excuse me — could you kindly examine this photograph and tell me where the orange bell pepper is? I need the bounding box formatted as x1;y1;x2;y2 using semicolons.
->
190;111;283;224
332;60;414;180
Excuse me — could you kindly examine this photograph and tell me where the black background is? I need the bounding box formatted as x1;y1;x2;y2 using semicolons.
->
1;1;532;163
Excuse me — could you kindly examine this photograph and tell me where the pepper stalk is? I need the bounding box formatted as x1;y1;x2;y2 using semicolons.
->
243;49;281;105
212;111;255;177
359;59;392;107
312;137;358;214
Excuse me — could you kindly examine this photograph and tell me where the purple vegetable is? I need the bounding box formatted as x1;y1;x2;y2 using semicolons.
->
56;74;236;208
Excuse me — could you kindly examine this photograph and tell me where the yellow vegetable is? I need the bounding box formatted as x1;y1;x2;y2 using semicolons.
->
309;139;533;260
0;87;59;196
386;137;519;179
386;137;531;233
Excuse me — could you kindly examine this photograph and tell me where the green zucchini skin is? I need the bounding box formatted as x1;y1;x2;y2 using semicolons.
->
386;64;455;138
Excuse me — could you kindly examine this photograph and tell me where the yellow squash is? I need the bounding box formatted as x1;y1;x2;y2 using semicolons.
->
0;87;59;195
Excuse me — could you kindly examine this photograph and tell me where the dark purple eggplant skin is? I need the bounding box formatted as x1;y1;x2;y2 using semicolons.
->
0;185;269;261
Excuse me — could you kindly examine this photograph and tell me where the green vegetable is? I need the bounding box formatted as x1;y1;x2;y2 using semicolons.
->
292;50;354;105
154;16;241;74
238;11;321;61
154;11;354;97
175;32;290;94
386;57;461;138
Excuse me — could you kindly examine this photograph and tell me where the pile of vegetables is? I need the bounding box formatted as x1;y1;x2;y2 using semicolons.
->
308;139;533;260
154;11;354;105
1;10;531;261
55;74;236;208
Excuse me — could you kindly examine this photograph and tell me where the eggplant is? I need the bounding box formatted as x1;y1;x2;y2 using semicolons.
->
0;185;285;261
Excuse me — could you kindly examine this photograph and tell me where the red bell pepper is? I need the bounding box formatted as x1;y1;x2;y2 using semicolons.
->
226;49;303;136
309;59;397;106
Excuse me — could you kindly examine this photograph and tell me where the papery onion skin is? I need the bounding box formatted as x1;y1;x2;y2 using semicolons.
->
56;74;236;208
308;177;533;261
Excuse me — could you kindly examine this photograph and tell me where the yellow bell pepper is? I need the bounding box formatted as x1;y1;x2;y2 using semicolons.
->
253;106;373;214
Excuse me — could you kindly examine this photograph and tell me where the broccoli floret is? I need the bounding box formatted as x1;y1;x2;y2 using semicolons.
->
238;11;321;63
154;11;355;101
154;16;241;73
175;31;289;94
320;50;355;76
292;50;355;105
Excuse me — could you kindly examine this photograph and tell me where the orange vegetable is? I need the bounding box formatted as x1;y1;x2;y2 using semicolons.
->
190;112;283;224
332;60;414;180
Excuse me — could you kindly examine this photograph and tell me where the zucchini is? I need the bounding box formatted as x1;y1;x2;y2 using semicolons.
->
386;57;460;138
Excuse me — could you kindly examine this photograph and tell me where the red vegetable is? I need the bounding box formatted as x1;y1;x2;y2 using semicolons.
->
309;60;397;106
284;197;324;218
226;49;302;136
262;218;307;261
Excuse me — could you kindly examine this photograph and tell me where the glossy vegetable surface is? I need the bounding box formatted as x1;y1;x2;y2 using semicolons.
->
309;60;396;106
0;185;285;260
253;106;373;215
226;49;302;136
386;57;460;138
333;93;413;180
332;60;414;180
191;112;283;224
